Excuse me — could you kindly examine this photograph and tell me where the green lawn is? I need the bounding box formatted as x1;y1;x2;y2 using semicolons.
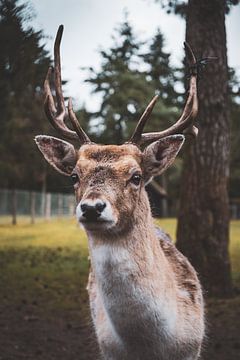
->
0;218;90;316
0;218;240;290
0;217;239;285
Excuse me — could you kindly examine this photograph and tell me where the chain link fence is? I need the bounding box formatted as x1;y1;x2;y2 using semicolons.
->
0;188;76;224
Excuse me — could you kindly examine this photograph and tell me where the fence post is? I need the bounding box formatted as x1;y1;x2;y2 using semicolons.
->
30;191;36;224
69;197;75;216
11;188;17;225
57;193;63;217
45;193;51;220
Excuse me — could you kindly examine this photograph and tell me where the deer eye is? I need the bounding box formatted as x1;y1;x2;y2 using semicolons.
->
130;173;142;186
71;173;79;184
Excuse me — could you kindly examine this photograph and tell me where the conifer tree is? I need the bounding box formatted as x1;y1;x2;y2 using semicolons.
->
141;29;183;215
85;19;154;144
142;29;178;107
0;0;51;192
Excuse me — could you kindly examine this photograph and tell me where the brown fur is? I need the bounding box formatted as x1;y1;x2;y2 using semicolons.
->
35;137;204;360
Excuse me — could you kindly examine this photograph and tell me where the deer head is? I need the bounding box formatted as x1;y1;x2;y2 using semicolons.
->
35;25;198;234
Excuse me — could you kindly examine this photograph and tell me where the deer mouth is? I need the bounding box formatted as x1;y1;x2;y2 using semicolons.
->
79;217;115;231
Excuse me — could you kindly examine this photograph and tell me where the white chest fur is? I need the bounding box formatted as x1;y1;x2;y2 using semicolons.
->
90;242;179;358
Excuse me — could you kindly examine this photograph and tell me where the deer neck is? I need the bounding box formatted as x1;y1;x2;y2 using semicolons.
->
86;189;174;300
86;190;178;352
87;189;158;262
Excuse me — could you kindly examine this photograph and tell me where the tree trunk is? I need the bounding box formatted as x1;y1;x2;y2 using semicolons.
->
176;0;232;296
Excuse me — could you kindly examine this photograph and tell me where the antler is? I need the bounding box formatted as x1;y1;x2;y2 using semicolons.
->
128;42;198;146
44;25;91;144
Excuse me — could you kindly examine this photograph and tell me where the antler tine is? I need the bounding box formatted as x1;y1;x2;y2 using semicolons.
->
53;25;66;122
44;67;77;139
127;95;159;144
44;25;91;143
44;67;56;115
138;42;198;146
68;97;91;144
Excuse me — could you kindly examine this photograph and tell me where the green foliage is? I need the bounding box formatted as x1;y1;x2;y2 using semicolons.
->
139;28;182;135
85;20;147;143
141;29;178;106
0;0;52;190
156;0;239;16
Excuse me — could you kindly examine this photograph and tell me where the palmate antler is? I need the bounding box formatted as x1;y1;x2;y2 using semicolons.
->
128;42;199;146
44;25;91;144
44;26;199;147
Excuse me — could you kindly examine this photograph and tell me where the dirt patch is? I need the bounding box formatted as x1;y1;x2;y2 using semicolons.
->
0;247;100;360
0;303;99;360
1;295;240;359
201;295;240;360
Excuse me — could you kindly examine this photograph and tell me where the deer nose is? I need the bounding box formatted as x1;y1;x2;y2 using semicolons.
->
80;201;106;221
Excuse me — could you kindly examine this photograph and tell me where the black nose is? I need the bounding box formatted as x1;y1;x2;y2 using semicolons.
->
80;201;106;221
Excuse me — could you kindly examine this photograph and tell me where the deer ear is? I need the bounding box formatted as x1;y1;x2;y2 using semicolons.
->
143;135;185;183
35;136;77;176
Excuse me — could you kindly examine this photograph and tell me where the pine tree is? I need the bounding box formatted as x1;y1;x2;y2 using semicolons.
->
141;29;184;215
142;29;179;107
85;19;154;144
0;0;51;191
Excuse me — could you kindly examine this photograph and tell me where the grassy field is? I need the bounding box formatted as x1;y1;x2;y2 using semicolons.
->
0;217;239;360
3;217;238;281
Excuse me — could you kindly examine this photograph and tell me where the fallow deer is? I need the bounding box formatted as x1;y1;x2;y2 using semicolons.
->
35;25;204;360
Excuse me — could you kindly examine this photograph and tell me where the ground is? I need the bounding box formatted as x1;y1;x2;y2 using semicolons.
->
0;218;239;360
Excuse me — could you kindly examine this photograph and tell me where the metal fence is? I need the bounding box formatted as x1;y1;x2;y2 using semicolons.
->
0;188;76;221
1;188;239;225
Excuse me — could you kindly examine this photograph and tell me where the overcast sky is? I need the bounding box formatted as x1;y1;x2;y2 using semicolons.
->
29;0;240;111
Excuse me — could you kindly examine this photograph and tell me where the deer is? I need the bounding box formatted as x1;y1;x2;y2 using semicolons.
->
35;25;204;360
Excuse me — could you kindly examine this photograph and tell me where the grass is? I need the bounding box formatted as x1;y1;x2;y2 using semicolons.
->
0;217;239;277
0;218;90;318
0;217;239;291
0;219;240;310
229;220;240;284
0;217;88;249
0;217;240;359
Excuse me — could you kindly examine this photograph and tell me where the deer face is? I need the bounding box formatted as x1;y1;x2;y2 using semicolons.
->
74;143;143;232
35;135;184;233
